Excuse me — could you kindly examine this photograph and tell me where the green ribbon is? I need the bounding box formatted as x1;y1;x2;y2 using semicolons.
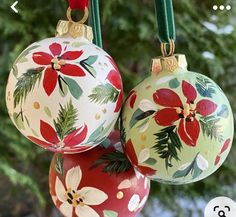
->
89;0;103;48
154;0;176;43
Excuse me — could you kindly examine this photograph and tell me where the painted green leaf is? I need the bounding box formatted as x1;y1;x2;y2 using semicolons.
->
169;78;180;89
58;76;68;97
16;45;40;63
103;210;118;217
13;67;43;108
100;138;111;148
13;112;25;130
192;163;203;179
71;42;87;47
130;109;155;128
199;115;223;142
53;100;78;140
44;106;52;118
54;154;64;176
172;165;191;179
87;122;105;143
144;158;157;166
84;55;98;65
195;76;216;98
89;83;119;105
217;104;229;118
64;77;83;100
152;126;182;169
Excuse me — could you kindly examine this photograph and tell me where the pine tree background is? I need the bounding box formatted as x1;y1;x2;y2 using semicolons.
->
0;0;236;216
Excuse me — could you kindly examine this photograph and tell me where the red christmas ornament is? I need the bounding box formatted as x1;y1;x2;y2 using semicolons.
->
49;131;150;217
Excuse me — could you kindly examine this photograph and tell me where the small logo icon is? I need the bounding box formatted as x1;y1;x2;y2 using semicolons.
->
11;1;19;13
205;197;236;217
213;5;232;11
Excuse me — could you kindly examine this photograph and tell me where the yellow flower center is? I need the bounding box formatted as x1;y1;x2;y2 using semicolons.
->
65;188;85;208
51;57;66;70
175;102;197;121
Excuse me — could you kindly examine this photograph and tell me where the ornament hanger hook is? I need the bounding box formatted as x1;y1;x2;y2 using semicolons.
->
66;7;89;24
161;39;175;57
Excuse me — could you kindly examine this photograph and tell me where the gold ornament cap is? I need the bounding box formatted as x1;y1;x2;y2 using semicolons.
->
55;7;93;41
151;54;188;75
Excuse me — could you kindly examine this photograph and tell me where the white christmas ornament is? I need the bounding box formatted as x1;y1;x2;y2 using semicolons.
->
6;10;123;153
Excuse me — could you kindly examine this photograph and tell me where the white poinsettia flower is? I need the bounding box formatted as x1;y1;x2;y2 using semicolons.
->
156;76;173;85
138;99;157;112
128;194;140;212
138;148;150;164
55;166;108;217
196;154;209;171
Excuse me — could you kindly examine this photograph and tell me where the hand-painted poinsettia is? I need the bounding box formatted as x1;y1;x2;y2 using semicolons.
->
106;56;123;112
126;90;137;109
215;138;231;166
33;43;85;96
55;166;108;217
124;139;156;176
28;120;88;151
153;81;217;147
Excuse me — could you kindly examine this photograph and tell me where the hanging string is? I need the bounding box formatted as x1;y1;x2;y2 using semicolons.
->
89;0;103;48
154;0;176;56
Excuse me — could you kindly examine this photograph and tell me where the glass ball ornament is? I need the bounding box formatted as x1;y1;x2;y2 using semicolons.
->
121;54;234;184
49;131;150;217
6;13;123;153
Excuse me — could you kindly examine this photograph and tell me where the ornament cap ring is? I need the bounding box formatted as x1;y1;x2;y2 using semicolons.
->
161;39;175;57
66;6;89;24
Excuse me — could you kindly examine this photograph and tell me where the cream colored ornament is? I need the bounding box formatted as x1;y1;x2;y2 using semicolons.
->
6;9;123;153
121;54;234;184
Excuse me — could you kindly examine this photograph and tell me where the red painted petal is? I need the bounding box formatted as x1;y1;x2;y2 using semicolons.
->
106;70;122;90
185;118;200;147
60;64;86;76
32;52;52;65
138;166;156;176
124;139;138;165
196;99;217;116
28;136;51;148
61;51;83;60
40;120;59;144
154;108;180;126
182;81;197;103
220;138;231;154
153;89;183;107
43;67;58;96
214;155;221;166
49;43;62;56
178;119;195;146
64;125;88;147
125;90;136;103
114;91;123;113
129;93;137;109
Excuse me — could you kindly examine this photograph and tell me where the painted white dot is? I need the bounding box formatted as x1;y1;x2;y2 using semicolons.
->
213;5;218;10
219;5;225;10
226;5;232;10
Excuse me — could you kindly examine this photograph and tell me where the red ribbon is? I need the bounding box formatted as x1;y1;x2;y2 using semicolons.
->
67;0;89;10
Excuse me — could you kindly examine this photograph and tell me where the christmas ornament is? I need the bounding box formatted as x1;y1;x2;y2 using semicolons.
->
49;131;150;217
121;54;234;184
5;6;123;153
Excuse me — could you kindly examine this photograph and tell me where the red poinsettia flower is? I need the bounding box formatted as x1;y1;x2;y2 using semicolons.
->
124;139;156;176
214;138;231;166
33;43;85;96
153;81;217;147
28;120;88;151
106;56;123;113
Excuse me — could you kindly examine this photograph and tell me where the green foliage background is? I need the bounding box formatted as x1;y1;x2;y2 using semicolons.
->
0;0;236;216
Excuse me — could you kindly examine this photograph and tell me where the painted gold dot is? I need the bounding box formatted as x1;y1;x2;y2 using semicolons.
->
95;113;101;120
33;102;40;109
141;144;146;149
140;134;147;141
102;108;107;114
117;191;124;199
145;85;151;90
